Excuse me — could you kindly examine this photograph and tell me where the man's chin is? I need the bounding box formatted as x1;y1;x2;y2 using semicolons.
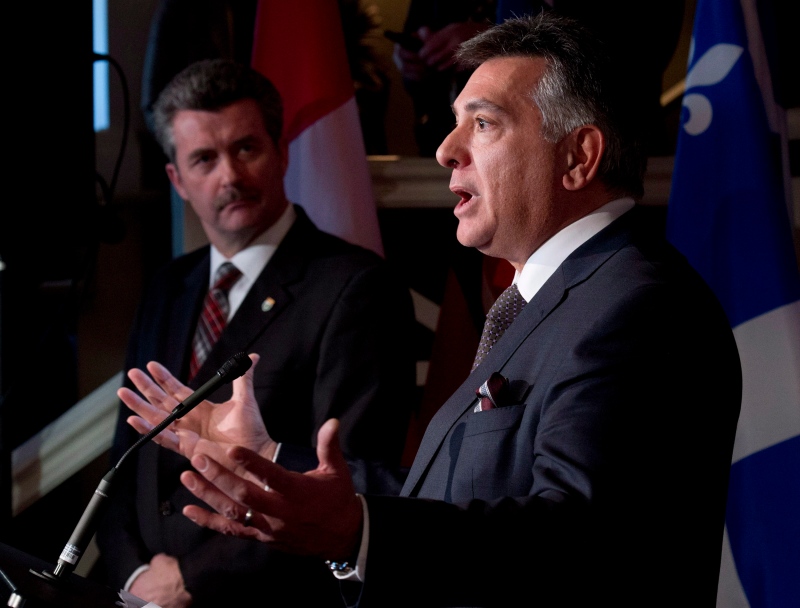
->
455;227;492;252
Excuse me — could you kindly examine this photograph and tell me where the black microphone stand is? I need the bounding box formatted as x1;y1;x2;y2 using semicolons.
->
32;352;252;584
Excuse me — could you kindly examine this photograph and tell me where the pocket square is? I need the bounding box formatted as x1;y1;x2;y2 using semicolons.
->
474;372;511;412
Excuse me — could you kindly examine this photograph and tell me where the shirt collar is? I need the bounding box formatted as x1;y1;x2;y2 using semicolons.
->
515;198;635;302
208;203;297;285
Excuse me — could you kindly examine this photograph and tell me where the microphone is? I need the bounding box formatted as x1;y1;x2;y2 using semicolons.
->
34;352;252;583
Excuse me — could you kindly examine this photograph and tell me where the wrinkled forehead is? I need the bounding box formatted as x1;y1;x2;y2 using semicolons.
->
453;56;546;116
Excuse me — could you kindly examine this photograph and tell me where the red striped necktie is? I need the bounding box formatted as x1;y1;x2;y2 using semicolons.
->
189;262;242;381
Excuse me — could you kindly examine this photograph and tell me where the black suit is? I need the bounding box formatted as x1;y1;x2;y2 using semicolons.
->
97;206;417;606
280;208;742;607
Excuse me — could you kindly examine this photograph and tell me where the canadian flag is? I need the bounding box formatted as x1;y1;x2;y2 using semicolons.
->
250;0;383;256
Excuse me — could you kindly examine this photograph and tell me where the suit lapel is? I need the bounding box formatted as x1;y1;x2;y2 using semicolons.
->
190;208;313;381
168;254;209;383
402;212;636;497
401;272;566;496
198;272;294;376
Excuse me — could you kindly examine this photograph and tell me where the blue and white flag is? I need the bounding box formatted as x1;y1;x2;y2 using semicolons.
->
667;0;800;606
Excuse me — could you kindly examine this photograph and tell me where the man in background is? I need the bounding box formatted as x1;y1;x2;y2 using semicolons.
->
96;59;416;608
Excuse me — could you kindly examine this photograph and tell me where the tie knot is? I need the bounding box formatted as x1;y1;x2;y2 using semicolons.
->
212;262;242;293
486;283;526;328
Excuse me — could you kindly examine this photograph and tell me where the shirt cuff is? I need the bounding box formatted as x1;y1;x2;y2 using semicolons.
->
123;564;150;591
332;493;369;583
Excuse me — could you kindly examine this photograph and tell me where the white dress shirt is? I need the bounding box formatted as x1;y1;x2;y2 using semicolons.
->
208;203;297;320
514;197;634;302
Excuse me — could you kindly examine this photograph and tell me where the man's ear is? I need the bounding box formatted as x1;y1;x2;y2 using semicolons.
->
166;163;189;200
562;125;604;191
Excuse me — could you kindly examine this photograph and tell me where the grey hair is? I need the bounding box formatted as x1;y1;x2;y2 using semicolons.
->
456;12;646;198
152;59;284;163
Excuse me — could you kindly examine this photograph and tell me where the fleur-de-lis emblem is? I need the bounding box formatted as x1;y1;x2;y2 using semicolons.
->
681;41;743;135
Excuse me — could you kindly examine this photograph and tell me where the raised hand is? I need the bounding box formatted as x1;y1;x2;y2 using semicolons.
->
417;21;491;72
394;22;492;79
393;26;430;82
118;353;277;472
179;419;363;562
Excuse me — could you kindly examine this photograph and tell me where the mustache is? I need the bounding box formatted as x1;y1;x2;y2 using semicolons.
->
214;187;260;209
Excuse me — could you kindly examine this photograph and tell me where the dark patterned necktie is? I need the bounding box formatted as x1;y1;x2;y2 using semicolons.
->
189;262;242;380
471;283;526;372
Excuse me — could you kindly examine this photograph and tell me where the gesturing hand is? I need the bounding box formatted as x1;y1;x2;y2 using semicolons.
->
417;21;490;72
394;22;493;79
118;353;277;474
180;419;363;562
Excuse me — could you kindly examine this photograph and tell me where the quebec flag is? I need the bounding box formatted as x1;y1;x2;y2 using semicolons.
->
667;0;800;606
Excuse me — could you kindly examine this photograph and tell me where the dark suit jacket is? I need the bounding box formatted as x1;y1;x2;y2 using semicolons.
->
97;206;417;606
304;208;741;607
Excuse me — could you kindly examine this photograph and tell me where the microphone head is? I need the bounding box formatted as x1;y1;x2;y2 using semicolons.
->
218;352;252;380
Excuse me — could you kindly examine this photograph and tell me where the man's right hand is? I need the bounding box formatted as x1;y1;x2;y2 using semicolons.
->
129;553;192;608
394;22;493;81
119;353;278;476
393;26;431;81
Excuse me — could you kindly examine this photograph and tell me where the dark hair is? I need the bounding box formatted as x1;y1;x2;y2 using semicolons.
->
456;12;646;199
153;59;284;162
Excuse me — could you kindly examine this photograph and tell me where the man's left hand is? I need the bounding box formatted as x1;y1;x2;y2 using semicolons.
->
179;419;363;562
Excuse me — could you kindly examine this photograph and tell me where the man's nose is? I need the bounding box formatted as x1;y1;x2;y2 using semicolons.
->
218;154;244;185
436;126;466;169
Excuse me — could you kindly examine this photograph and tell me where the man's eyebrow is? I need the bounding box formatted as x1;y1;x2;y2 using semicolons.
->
186;147;214;162
453;98;509;116
233;134;259;144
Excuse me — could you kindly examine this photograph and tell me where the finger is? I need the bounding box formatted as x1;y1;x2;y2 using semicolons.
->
421;34;456;68
181;456;281;533
126;368;178;414
181;468;251;521
188;452;280;507
227;446;297;495
174;429;200;458
433;55;457;72
394;45;416;60
146;360;195;404
394;48;425;79
182;500;270;542
126;415;180;451
315;419;347;475
118;386;171;424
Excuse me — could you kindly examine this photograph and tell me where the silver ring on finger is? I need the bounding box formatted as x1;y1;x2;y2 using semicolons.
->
243;507;253;527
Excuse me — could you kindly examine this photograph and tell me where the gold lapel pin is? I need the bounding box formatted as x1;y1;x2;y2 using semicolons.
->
261;297;276;312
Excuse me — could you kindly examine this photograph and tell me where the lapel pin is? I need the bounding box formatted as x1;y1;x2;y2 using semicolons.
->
261;297;276;312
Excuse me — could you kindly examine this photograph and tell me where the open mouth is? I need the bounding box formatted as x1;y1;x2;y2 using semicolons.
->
452;188;474;212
